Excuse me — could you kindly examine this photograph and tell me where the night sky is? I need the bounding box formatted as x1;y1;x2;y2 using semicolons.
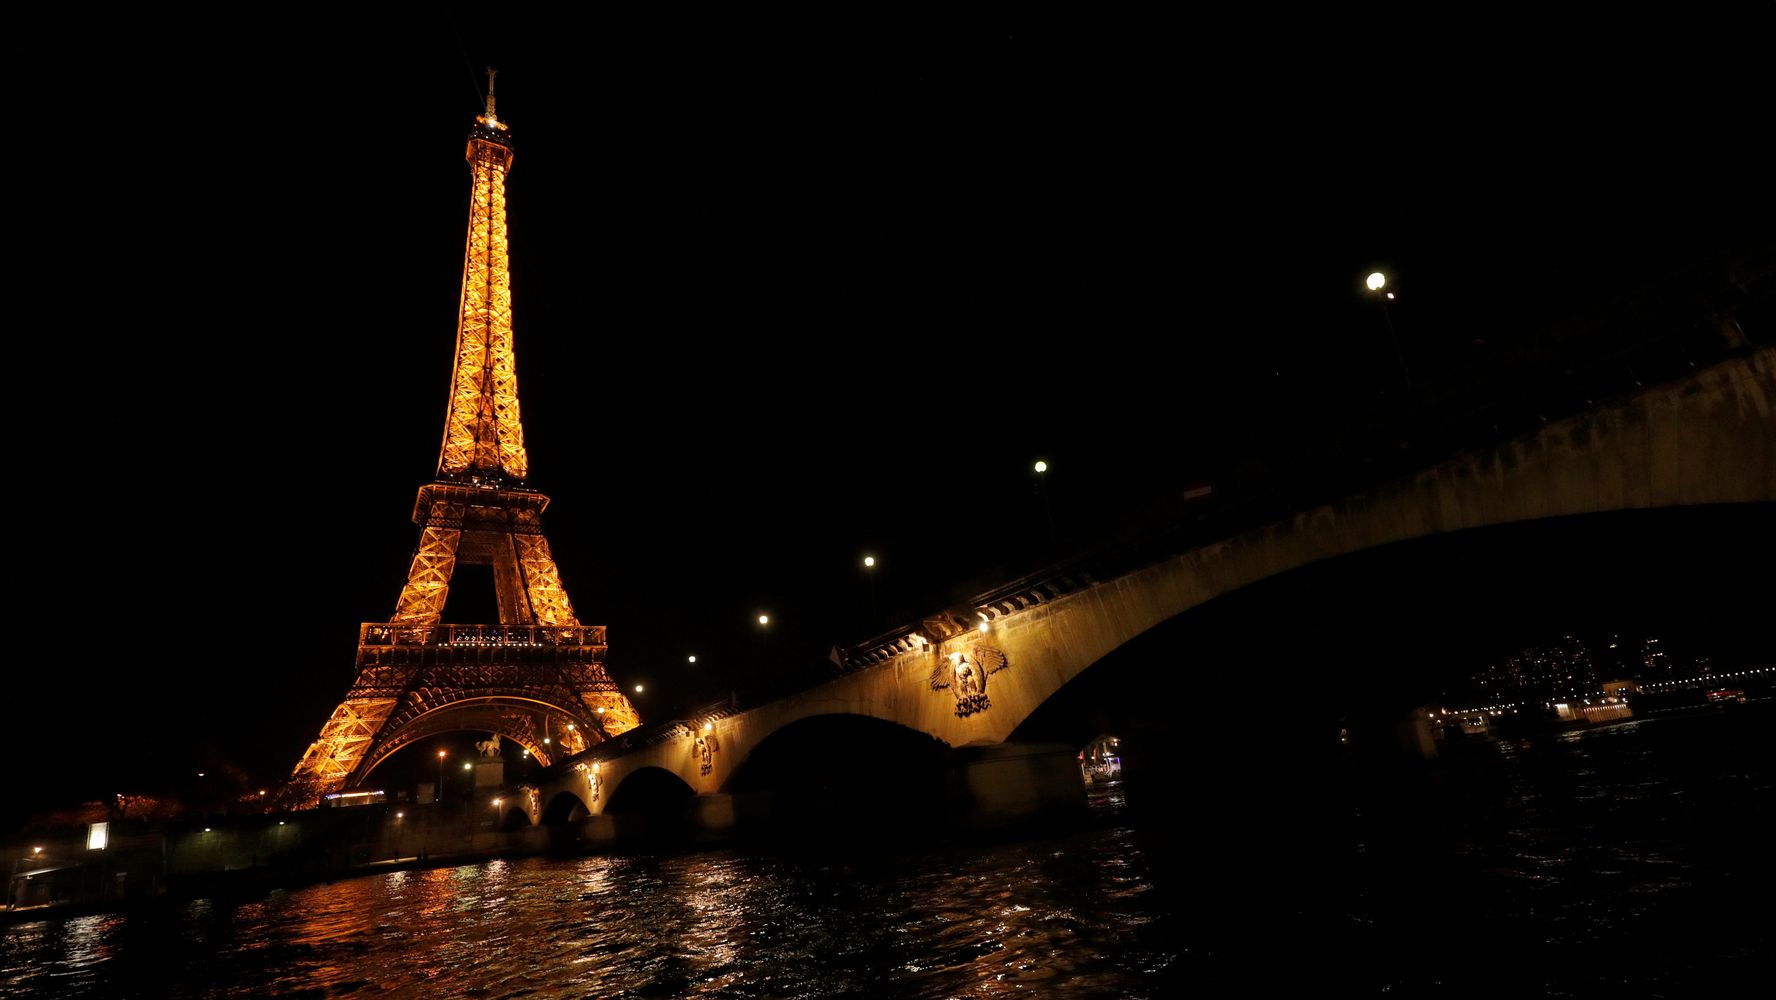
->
9;9;1774;822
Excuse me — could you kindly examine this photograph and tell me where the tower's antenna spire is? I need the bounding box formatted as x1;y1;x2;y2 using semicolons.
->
485;67;498;119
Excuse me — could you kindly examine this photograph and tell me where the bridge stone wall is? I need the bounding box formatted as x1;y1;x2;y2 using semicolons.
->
543;348;1776;828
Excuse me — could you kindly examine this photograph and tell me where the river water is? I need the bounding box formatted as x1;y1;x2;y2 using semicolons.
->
5;703;1771;998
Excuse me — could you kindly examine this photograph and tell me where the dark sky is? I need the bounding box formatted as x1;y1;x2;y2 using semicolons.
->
9;8;1774;818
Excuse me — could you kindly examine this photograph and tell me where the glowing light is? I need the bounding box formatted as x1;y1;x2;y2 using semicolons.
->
544;737;551;744
440;112;526;480
703;722;713;732
396;811;404;819
591;762;600;773
203;828;211;833
32;846;42;854
288;103;646;801
863;555;875;568
951;651;963;665
493;798;502;809
438;750;446;759
688;655;697;664
758;614;770;626
1386;292;1395;299
463;762;473;771
1366;272;1386;291
1034;460;1048;473
596;707;606;714
87;823;109;851
567;724;575;731
634;684;645;694
979;621;990;633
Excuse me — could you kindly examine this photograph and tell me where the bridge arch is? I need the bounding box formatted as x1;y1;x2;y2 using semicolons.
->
814;350;1775;756
1009;504;1775;751
721;712;950;792
721;713;952;834
604;766;696;816
540;790;590;826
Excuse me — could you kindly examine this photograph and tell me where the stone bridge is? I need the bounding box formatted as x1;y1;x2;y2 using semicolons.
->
526;345;1775;840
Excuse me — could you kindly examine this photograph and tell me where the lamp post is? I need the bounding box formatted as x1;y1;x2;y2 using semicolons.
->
436;749;446;803
1365;272;1412;388
862;555;878;626
1033;460;1055;544
755;612;772;677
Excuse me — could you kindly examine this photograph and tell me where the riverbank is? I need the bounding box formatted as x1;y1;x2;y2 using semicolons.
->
4;801;1098;925
3;802;552;924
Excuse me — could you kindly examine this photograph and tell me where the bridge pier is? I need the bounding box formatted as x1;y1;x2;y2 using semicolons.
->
551;794;743;850
945;742;1088;830
689;793;739;839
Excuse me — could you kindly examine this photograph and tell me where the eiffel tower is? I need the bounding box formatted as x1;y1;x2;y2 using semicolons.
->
291;75;639;800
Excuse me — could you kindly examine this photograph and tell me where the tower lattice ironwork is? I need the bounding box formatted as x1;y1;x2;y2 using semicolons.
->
291;76;639;800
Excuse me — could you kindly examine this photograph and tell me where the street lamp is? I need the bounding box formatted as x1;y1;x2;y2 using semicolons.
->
1365;271;1412;387
436;749;446;802
1033;460;1055;544
862;554;878;625
754;612;773;674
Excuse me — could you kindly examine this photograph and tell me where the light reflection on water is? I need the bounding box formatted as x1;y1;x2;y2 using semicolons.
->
0;824;1172;999
3;704;1771;997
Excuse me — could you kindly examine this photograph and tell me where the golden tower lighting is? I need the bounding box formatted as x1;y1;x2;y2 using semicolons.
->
289;74;639;802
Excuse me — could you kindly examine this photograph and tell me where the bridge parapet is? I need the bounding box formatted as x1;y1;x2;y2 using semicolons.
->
565;696;741;766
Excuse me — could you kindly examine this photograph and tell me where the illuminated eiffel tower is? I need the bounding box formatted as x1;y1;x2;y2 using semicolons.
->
291;74;639;800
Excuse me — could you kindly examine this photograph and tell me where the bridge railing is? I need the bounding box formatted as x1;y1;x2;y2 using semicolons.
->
566;694;740;765
358;623;607;648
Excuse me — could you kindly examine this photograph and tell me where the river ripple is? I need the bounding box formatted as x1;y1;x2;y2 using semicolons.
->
4;703;1771;998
